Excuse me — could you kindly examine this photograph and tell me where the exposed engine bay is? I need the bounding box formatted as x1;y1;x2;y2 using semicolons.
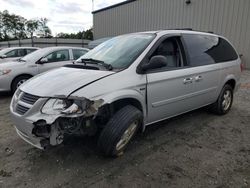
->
31;98;107;149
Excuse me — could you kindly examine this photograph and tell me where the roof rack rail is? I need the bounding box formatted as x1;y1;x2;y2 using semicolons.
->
165;28;215;34
172;28;193;31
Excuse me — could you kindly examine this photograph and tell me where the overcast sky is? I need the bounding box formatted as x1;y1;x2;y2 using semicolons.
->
0;0;124;35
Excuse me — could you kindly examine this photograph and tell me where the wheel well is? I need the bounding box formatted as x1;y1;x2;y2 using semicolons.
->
225;79;236;90
95;98;143;127
110;98;143;113
11;74;33;88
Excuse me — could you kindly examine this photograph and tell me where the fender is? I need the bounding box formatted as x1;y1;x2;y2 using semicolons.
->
216;74;237;98
90;89;147;130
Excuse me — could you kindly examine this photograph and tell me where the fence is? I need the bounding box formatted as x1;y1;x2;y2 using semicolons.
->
0;38;90;48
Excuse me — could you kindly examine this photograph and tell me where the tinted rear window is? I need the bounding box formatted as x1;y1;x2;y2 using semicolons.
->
183;34;238;66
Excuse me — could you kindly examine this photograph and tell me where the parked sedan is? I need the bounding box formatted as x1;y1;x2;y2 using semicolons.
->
0;46;89;92
0;47;39;63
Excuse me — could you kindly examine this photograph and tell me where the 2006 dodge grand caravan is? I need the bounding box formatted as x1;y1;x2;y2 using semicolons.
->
10;30;242;157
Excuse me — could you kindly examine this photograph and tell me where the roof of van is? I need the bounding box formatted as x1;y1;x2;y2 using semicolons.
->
137;29;219;37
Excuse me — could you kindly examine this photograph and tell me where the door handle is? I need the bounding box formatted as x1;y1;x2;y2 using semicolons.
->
183;77;193;84
195;75;203;82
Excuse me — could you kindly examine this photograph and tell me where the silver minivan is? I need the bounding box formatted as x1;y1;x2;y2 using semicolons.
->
10;30;242;156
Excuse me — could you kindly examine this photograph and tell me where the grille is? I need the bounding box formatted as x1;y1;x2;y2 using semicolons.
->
16;104;30;115
20;92;40;105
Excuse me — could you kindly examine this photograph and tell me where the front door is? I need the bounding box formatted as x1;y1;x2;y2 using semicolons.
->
146;36;198;124
38;49;72;73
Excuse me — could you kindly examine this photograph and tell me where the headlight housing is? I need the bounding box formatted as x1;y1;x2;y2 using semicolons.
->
0;69;11;76
41;98;83;115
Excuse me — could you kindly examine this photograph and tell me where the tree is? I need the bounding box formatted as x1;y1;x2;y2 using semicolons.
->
0;10;30;41
1;10;13;40
15;16;27;39
56;29;93;40
57;31;86;39
0;11;3;41
38;18;52;38
83;28;93;40
0;11;52;41
26;19;39;38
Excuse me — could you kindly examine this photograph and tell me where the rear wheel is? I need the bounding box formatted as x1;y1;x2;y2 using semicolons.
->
11;75;31;93
210;84;233;115
98;105;142;157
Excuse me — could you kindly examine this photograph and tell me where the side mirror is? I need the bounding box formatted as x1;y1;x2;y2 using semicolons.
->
0;55;7;59
140;55;167;72
39;57;48;64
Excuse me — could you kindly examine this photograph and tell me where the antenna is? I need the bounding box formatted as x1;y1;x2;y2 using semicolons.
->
92;0;94;11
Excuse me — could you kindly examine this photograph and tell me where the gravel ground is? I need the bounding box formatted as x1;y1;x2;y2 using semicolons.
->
0;71;250;188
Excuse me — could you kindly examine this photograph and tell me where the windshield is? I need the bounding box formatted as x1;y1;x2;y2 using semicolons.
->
0;48;12;56
20;48;50;62
76;33;155;69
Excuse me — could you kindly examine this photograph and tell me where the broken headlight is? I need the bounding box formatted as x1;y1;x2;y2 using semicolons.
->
41;99;83;115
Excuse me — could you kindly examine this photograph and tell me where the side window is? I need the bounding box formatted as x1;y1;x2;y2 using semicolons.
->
72;49;88;60
5;50;18;57
17;49;27;57
183;34;238;67
150;37;183;69
45;50;70;63
26;49;37;55
205;37;238;62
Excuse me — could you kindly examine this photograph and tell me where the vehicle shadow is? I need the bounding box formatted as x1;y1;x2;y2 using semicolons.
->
25;107;213;164
0;91;12;99
17;106;222;187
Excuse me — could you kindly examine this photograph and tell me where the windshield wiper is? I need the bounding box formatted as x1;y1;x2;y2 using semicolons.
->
81;58;113;71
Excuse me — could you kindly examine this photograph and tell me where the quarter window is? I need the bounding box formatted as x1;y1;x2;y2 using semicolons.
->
183;34;238;66
45;50;69;63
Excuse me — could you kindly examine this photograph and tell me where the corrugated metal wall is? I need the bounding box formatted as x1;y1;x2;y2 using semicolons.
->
93;0;250;68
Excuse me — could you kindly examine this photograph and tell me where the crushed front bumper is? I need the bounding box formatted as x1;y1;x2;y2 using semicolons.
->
10;90;103;149
10;100;49;149
10;92;55;149
15;127;44;149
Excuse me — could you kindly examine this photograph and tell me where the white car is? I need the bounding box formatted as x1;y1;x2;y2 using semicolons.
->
0;47;39;63
0;46;89;92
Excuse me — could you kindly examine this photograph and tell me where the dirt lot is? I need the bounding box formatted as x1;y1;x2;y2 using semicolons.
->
0;71;250;188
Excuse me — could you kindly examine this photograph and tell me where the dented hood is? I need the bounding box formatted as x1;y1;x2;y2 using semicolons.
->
20;67;114;97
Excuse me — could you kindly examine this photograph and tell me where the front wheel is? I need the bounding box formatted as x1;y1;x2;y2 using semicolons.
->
11;75;31;93
98;105;142;157
210;84;233;115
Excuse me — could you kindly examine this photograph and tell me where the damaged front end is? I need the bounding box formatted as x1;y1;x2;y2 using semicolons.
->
12;94;105;149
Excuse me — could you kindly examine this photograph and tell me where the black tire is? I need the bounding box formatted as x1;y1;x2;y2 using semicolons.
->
98;105;142;157
210;84;233;115
11;75;31;93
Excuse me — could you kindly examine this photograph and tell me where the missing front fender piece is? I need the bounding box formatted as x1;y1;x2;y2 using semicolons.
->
32;120;51;138
58;117;83;134
58;117;97;136
31;98;105;147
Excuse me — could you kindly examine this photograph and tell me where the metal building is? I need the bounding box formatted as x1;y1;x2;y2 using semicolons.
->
93;0;250;68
